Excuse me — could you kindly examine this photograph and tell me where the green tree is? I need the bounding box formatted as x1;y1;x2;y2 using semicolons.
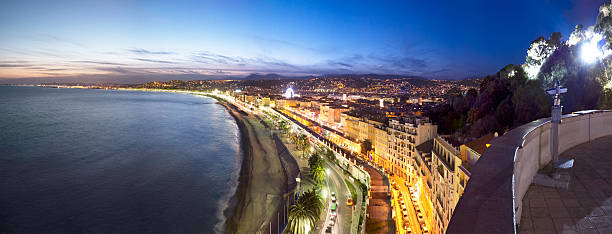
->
360;139;372;155
512;79;550;126
288;189;323;234
310;160;326;185
324;148;335;162
308;153;321;171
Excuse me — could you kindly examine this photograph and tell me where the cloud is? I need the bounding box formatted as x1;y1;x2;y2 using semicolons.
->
128;49;174;55
368;54;427;70
327;61;353;68
0;64;31;67
135;58;178;64
192;51;245;64
96;67;136;74
70;60;127;66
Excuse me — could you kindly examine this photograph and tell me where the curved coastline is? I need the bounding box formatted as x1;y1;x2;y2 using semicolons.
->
213;97;285;234
217;101;251;233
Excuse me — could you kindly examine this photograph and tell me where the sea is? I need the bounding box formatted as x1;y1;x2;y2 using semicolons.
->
0;86;241;233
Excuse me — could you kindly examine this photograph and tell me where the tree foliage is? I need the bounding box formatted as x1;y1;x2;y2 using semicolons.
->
428;65;551;137
288;189;323;234
360;139;372;155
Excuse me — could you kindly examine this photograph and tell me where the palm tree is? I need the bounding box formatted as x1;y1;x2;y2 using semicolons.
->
302;189;323;217
310;161;326;185
288;189;323;234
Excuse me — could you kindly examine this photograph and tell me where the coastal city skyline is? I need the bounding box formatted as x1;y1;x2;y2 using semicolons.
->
0;0;606;81
2;1;612;234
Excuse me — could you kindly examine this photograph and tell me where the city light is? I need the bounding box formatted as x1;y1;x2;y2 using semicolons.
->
283;87;295;99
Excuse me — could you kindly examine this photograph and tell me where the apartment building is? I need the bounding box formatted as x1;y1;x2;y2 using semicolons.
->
385;117;437;182
430;133;495;234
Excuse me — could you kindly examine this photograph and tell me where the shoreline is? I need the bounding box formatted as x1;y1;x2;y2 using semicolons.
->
215;98;286;233
217;101;252;233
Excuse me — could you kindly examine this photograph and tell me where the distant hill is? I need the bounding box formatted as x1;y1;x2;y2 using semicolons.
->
320;73;426;80
242;73;314;80
241;73;429;81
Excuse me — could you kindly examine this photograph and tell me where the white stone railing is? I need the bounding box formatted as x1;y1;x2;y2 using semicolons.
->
448;110;612;233
514;110;612;224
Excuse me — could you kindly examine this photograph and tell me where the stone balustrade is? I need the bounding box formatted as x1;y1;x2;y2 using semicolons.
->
447;110;612;233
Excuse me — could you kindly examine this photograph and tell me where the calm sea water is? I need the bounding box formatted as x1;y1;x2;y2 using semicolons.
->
0;86;241;233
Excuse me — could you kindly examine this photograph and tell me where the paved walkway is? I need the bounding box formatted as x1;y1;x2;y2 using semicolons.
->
364;166;394;233
519;135;612;234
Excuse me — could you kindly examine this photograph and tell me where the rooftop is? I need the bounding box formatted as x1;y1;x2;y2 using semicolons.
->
464;133;496;155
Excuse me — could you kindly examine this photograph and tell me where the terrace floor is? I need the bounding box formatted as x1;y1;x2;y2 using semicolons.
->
519;135;612;234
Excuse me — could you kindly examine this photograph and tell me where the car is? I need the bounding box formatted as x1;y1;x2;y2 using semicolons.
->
331;210;337;218
331;192;335;197
417;214;424;223
331;196;336;203
404;226;412;233
401;204;406;210
346;198;354;206
329;219;335;226
325;226;332;233
422;225;429;233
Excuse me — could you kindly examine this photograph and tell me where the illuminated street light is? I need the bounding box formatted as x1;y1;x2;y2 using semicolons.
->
581;40;602;64
580;32;606;64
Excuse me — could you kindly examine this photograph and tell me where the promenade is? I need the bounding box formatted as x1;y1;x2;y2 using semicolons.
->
220;102;286;234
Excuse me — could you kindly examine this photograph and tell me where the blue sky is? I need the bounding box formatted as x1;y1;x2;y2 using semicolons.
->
0;0;607;79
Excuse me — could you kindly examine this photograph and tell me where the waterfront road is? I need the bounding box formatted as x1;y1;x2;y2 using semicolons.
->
320;157;354;234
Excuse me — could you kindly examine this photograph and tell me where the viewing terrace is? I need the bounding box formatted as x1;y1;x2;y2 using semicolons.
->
447;110;612;233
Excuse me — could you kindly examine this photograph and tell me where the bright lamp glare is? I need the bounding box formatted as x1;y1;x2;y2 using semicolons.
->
581;41;601;64
581;33;605;64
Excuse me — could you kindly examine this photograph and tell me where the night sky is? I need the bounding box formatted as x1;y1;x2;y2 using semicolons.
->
0;0;608;80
